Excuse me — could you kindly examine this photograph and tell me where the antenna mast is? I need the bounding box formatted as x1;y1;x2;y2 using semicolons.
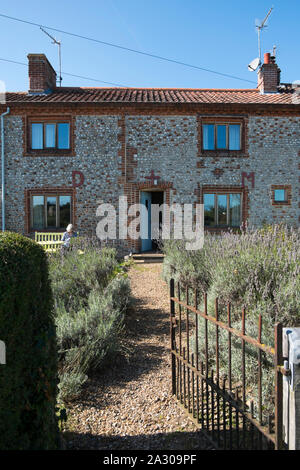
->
40;26;62;86
256;7;273;63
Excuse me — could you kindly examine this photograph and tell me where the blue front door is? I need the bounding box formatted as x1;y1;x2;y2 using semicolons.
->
140;191;152;252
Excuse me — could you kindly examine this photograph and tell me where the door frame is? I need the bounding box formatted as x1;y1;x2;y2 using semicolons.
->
124;181;174;254
139;188;165;253
140;190;153;252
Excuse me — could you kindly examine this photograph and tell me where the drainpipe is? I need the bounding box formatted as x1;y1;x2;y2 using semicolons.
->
1;107;10;232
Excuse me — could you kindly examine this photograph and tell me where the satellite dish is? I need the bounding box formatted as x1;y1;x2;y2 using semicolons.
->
248;57;261;72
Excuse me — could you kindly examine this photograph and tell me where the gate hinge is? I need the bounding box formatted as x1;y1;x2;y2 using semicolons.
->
278;365;291;377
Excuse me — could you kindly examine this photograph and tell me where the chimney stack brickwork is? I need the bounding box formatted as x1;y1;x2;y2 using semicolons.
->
28;54;57;93
258;52;281;94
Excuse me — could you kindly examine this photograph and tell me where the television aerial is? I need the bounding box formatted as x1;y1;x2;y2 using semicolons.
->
247;7;274;72
248;57;260;72
40;26;62;86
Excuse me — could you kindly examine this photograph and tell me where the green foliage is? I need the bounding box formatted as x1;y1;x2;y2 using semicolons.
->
0;232;59;450
49;247;118;311
50;247;131;403
163;226;300;331
57;371;88;403
163;226;300;416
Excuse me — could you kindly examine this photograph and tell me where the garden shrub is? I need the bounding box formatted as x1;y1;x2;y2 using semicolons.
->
0;232;58;450
49;246;131;403
163;226;300;329
163;225;300;417
49;246;118;311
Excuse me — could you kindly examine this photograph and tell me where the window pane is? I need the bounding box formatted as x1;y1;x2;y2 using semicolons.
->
217;195;227;225
59;196;71;229
203;124;214;150
229;194;241;227
47;197;57;228
216;125;227;149
45;124;56;148
229;124;241;150
274;189;286;202
32;196;44;229
204;194;215;226
58;123;70;149
31;123;43;149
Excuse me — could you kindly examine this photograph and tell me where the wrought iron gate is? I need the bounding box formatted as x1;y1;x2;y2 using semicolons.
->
170;279;286;450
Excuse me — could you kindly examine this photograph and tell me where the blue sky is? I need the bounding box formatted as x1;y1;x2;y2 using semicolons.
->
0;0;299;91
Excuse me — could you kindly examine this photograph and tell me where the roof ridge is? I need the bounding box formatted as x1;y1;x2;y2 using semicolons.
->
4;87;295;105
6;87;260;95
78;87;259;92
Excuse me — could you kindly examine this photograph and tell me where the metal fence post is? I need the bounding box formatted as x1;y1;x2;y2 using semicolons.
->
170;278;176;395
283;327;300;450
0;340;6;364
275;322;283;450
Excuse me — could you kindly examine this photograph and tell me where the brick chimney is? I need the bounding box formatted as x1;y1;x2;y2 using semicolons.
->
28;54;57;94
257;52;281;93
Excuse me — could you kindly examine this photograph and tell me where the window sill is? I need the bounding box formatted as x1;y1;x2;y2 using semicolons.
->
204;226;241;232
272;202;291;206
30;228;65;233
24;149;74;157
200;150;248;158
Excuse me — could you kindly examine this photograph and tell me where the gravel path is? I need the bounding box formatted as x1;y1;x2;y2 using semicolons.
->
64;263;212;450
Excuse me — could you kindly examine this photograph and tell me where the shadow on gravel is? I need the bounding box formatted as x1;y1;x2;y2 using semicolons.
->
125;298;169;339
77;288;171;404
78;342;167;411
63;429;213;450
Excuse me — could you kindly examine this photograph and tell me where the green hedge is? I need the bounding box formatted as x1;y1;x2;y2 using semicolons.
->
0;232;59;450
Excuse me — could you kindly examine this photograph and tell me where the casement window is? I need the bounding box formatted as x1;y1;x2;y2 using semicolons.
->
31;194;72;230
203;123;241;151
204;193;242;227
31;122;70;150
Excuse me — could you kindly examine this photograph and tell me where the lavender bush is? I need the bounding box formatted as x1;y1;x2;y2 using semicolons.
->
49;245;131;402
163;225;300;332
163;225;300;417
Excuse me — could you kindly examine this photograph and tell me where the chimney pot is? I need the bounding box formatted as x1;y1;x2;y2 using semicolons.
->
264;52;271;64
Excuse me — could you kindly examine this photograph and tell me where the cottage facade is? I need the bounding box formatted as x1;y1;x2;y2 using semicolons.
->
0;52;299;253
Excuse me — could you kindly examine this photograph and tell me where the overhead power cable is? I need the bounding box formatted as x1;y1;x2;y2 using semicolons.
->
0;57;126;87
0;12;257;85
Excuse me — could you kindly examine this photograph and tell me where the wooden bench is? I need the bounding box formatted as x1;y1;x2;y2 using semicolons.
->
35;232;64;253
